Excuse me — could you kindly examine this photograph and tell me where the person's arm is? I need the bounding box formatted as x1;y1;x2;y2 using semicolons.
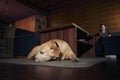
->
94;33;99;37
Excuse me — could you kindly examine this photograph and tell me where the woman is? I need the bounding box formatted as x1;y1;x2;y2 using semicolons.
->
95;24;111;57
95;24;111;37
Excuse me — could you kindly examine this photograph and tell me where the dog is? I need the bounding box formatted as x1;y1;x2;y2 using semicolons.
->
27;39;79;62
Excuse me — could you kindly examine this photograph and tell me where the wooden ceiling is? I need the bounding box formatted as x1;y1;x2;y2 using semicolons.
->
0;0;98;24
17;0;85;14
0;0;39;24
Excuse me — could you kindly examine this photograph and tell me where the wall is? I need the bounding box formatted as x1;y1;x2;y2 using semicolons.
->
47;0;120;34
14;16;35;32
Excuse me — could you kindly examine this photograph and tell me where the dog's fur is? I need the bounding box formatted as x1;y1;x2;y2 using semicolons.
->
27;39;79;62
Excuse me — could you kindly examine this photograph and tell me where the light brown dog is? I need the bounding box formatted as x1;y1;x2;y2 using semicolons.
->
27;39;79;62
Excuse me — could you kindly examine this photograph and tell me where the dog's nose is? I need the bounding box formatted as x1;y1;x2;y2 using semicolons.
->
35;59;39;62
31;55;35;61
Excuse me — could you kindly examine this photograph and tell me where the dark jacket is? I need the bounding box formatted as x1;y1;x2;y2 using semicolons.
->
95;30;111;38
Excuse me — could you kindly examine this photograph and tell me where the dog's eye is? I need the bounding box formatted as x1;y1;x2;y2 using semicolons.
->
40;51;44;54
50;47;53;49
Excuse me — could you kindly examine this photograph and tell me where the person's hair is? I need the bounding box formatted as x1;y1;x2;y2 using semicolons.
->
99;24;104;27
99;24;108;32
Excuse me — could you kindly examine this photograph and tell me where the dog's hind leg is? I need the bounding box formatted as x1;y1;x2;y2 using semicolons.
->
70;54;79;62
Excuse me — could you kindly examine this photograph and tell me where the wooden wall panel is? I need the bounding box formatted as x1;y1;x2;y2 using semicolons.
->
50;31;57;39
68;28;77;54
47;0;120;34
15;16;35;32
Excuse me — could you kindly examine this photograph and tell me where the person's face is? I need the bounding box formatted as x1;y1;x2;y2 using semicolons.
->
100;25;106;31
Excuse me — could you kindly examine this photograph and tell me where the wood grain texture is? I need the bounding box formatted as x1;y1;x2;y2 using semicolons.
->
47;0;120;34
15;16;35;32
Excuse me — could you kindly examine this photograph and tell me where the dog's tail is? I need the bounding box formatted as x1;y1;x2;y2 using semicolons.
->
27;46;40;59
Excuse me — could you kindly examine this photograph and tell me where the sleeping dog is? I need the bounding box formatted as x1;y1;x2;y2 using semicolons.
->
27;39;79;62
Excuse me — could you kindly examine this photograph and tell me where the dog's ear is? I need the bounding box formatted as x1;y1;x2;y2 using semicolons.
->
50;41;58;49
50;45;56;49
49;42;61;59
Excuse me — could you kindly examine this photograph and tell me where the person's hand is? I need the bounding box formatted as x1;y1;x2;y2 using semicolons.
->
108;34;112;37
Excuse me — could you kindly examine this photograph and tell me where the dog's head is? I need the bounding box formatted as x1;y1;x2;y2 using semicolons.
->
34;40;60;62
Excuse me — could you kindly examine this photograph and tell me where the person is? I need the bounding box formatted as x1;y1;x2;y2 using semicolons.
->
95;24;111;57
95;24;111;37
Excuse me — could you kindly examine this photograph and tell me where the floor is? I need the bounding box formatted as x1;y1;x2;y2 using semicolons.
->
0;58;120;80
